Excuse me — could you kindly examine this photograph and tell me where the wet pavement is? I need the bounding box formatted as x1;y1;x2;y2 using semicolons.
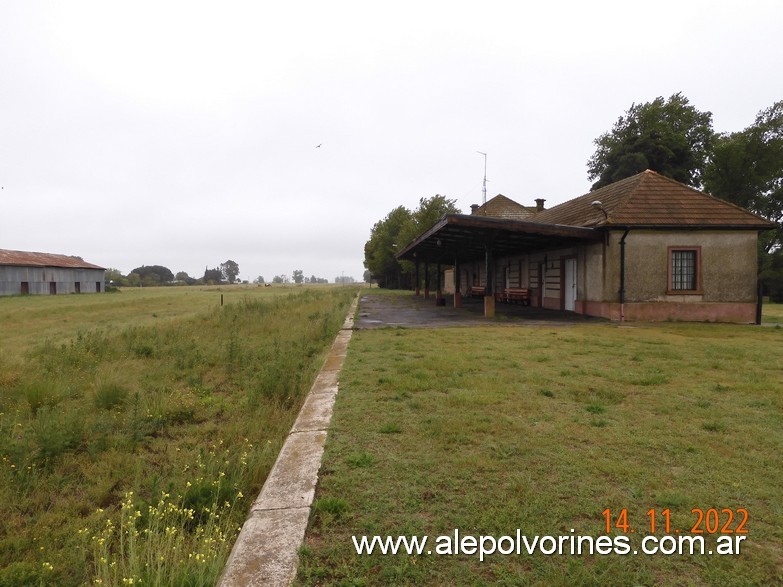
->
356;292;607;329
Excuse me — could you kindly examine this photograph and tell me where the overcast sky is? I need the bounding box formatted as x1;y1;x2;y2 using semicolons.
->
2;1;781;282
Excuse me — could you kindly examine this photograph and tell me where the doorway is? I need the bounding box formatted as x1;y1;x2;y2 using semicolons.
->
564;257;577;312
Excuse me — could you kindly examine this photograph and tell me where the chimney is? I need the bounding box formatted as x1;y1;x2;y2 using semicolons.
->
470;204;480;215
534;198;546;212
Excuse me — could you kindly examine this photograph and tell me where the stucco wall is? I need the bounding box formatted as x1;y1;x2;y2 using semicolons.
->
582;242;605;302
483;228;760;322
600;230;759;303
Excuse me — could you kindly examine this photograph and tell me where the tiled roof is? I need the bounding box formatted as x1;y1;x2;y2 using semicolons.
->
472;194;537;220
533;170;777;229
0;249;105;270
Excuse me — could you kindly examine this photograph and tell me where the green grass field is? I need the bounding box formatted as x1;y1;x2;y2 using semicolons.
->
0;285;358;586
298;304;783;585
761;300;783;323
0;285;302;363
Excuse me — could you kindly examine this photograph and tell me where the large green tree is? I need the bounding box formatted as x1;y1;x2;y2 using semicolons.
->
363;205;413;288
220;260;240;284
588;92;715;190
397;195;461;289
203;267;223;284
129;265;174;286
363;195;461;289
703;99;783;299
105;268;124;285
397;194;461;249
704;100;783;253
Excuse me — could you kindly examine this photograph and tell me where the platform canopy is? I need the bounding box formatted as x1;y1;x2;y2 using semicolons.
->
395;214;602;264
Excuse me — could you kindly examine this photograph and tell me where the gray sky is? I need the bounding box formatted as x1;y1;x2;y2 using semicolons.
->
2;1;781;283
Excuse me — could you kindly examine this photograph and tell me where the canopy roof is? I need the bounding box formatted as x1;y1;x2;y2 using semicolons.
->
395;214;601;263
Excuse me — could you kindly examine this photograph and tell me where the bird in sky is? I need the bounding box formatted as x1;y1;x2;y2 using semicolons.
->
315;144;322;148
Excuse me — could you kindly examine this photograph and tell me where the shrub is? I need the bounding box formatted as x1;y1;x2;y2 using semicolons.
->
586;403;605;414
345;452;374;468
31;406;84;464
93;381;129;410
0;561;40;587
311;496;349;528
19;380;61;416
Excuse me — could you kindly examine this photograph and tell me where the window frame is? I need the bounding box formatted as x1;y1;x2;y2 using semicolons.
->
667;246;702;295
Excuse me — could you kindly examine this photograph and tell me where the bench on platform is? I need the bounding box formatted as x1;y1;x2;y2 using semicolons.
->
469;286;486;298
501;287;530;305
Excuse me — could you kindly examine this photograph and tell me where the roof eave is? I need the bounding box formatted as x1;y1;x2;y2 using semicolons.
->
0;261;106;270
395;214;601;262
395;215;452;260
597;223;777;231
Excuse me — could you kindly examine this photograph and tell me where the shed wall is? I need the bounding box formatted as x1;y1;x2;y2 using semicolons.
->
0;266;105;296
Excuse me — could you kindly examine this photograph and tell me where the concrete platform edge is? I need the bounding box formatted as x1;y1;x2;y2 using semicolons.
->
218;294;359;587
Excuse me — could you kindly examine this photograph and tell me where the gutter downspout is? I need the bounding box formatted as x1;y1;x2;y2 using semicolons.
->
619;229;630;322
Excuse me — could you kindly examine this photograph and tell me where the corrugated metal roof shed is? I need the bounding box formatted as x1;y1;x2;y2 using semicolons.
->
0;249;105;270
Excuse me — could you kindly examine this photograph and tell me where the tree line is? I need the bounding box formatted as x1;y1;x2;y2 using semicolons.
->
106;260;241;287
106;262;356;287
364;94;782;299
264;272;338;285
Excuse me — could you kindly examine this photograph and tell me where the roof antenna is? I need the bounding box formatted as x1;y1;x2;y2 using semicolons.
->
477;151;487;213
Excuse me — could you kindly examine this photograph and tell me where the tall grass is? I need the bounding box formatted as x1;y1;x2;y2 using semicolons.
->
0;286;357;586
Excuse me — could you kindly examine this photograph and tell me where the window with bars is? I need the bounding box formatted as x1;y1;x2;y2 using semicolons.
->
669;248;700;292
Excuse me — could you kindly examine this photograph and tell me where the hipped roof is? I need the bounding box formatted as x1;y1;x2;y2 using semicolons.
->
0;249;105;270
534;170;777;229
471;194;537;220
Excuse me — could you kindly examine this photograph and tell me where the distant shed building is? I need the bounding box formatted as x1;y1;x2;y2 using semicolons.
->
0;249;106;296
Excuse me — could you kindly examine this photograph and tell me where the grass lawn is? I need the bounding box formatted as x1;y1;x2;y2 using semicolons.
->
297;316;783;585
761;300;783;324
0;285;358;586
